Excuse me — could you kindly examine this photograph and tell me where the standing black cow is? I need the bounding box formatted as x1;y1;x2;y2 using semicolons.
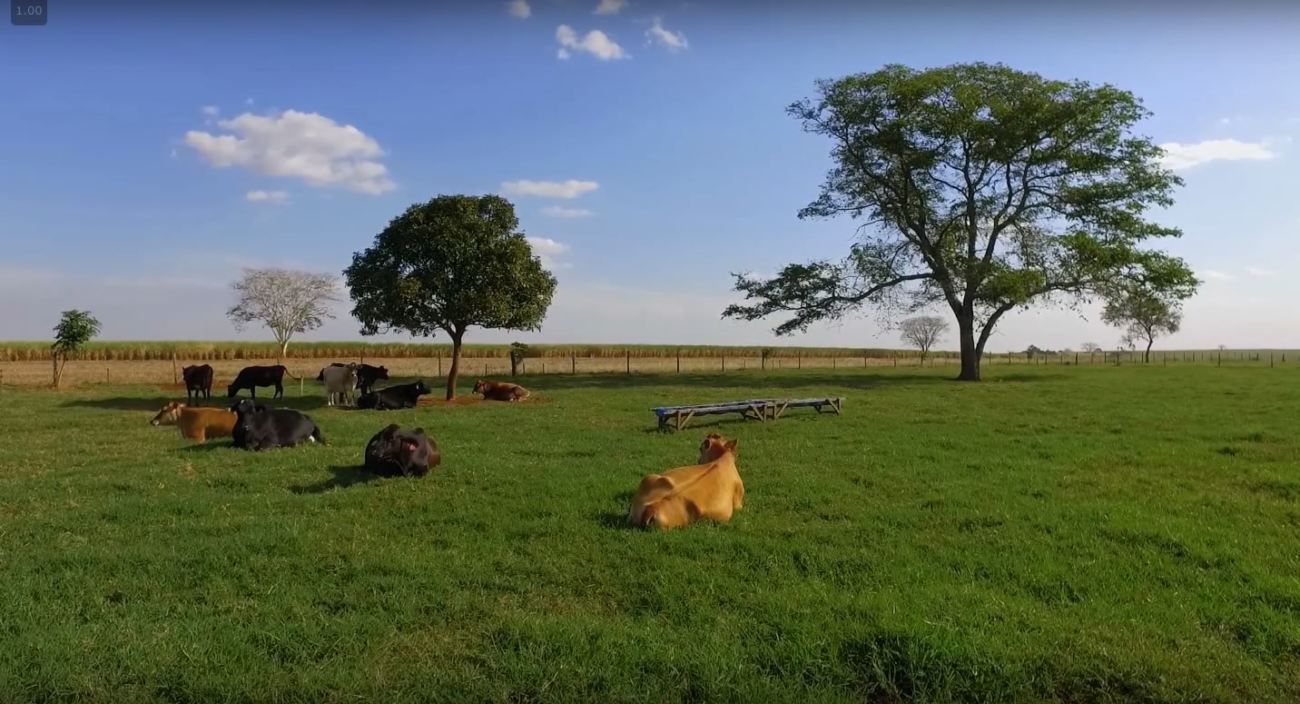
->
227;365;296;399
355;380;431;410
229;399;322;451
364;424;441;477
317;362;390;395
182;364;214;402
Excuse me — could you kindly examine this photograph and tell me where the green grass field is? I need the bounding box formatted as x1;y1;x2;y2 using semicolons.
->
1;366;1298;702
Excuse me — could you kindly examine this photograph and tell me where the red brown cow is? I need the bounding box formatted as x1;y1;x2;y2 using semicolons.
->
472;379;531;402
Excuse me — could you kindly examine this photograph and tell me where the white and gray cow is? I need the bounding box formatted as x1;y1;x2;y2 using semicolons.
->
319;363;359;406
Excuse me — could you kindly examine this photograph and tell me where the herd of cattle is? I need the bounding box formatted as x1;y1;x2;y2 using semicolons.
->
149;362;742;528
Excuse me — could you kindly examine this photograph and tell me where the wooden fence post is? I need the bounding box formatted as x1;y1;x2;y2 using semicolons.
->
437;353;442;377
797;352;802;370
172;353;178;385
893;354;897;368
722;355;726;373
626;350;631;375
106;366;110;384
676;349;681;374
832;354;837;370
571;353;576;374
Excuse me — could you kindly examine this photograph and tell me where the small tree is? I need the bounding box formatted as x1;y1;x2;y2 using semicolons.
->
228;268;340;361
51;309;101;388
509;342;531;377
899;315;948;363
345;194;557;400
1102;285;1184;363
1081;342;1102;354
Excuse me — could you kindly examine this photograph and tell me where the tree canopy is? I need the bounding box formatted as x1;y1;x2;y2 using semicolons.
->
51;309;100;387
1102;283;1186;362
724;62;1198;380
227;268;340;360
344;194;556;399
899;315;948;361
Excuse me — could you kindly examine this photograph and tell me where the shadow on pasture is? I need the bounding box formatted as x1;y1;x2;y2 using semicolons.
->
517;371;953;394
289;465;385;494
63;396;179;412
177;441;237;453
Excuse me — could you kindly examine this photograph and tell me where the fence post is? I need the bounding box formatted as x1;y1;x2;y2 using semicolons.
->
676;349;681;374
626;350;631;375
832;354;837;370
893;354;897;368
722;355;726;373
106;366;110;384
571;353;576;375
437;353;442;377
797;352;802;370
1271;353;1274;368
172;353;178;385
1218;351;1221;368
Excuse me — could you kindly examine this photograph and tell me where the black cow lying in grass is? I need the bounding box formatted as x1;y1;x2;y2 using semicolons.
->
230;400;322;451
356;380;431;410
318;362;390;395
227;365;296;400
364;424;441;477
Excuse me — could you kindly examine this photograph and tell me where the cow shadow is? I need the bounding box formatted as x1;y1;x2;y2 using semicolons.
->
289;465;385;494
63;394;330;412
594;491;637;530
178;441;237;452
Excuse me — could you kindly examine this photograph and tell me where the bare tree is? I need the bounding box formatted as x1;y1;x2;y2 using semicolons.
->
1081;342;1102;353
228;268;340;361
899;316;949;363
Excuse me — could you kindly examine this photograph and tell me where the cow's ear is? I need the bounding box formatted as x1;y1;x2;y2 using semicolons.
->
725;439;738;452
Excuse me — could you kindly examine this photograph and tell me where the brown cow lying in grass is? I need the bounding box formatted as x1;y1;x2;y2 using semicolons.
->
628;433;744;530
150;401;237;442
473;379;531;401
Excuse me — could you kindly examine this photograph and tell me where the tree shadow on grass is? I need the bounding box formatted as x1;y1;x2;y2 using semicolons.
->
519;371;956;394
64;395;329;412
289;465;387;494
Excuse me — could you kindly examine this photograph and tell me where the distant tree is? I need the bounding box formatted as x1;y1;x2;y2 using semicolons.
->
228;268;340;362
1025;344;1057;359
1218;344;1227;351
899;315;948;363
51;309;100;388
1081;342;1102;354
723;62;1197;381
509;342;531;377
345;195;557;400
1102;284;1185;362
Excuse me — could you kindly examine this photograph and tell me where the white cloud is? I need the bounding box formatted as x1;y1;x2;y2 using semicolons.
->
594;0;626;14
201;105;219;117
183;110;395;194
1217;117;1231;126
541;205;594;218
1246;267;1276;277
555;25;628;61
526;237;571;269
1158;139;1277;171
1201;269;1235;281
502;179;599;199
646;17;688;51
506;0;530;19
245;189;289;204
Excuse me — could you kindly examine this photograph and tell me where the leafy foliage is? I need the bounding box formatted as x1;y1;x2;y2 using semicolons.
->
50;309;100;387
1103;284;1186;361
227;268;340;359
344;194;556;398
725;62;1198;380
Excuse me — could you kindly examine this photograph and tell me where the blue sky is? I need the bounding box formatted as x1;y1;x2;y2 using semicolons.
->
2;0;1299;351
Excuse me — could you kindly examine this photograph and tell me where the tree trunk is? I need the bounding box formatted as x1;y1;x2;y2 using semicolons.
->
52;354;60;388
510;356;519;377
445;334;463;401
1144;339;1153;364
957;315;980;381
278;338;290;365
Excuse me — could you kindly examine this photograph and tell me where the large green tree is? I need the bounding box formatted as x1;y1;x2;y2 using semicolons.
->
345;195;557;400
724;63;1198;380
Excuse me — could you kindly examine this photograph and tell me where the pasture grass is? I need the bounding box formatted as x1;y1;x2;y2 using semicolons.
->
0;366;1298;702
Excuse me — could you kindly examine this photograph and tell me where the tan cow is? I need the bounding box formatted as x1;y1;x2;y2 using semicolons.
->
150;402;237;442
628;434;744;530
473;379;531;402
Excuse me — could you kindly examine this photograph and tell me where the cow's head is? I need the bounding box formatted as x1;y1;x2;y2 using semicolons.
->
151;401;185;426
698;433;738;463
472;380;488;394
226;384;239;398
413;380;430;396
230;399;259;417
374;366;390;380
